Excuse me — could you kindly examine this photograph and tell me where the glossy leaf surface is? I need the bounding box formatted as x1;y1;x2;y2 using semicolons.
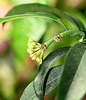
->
20;65;62;100
58;43;86;100
33;47;69;100
0;3;85;31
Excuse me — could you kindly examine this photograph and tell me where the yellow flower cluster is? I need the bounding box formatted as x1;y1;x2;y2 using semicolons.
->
27;39;46;64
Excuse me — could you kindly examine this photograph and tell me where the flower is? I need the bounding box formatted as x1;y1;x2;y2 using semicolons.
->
27;39;46;64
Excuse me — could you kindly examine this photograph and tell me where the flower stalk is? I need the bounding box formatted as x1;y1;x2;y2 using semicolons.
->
27;35;62;64
27;30;85;64
44;37;54;48
60;30;85;42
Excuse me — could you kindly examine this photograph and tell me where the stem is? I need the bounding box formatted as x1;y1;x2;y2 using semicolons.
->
60;30;85;42
44;37;54;48
60;30;85;37
44;30;85;48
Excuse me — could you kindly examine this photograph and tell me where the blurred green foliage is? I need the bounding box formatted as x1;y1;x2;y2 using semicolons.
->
11;0;53;62
0;0;86;100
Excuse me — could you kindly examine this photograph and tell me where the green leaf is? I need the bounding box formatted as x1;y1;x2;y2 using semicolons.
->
33;47;70;100
20;65;62;100
44;65;62;94
20;82;38;100
0;3;85;31
1;6;68;30
58;43;86;100
64;12;86;32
